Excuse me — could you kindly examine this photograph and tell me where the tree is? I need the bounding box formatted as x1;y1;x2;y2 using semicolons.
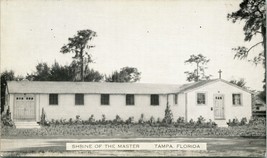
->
184;54;211;82
84;68;104;82
50;62;75;81
60;29;97;81
26;63;51;81
227;0;266;65
105;67;141;82
1;70;22;113
227;0;266;101
26;61;103;82
229;78;247;88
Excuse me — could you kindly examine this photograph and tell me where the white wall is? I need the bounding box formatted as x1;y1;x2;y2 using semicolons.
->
9;94;14;120
186;81;252;124
37;93;185;122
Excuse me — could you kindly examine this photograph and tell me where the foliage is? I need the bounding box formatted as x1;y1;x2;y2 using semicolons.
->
162;104;173;124
227;0;266;64
138;113;145;124
227;117;248;126
2;122;265;138
1;106;14;127
184;54;211;82
88;115;96;124
26;61;104;82
60;29;97;81
105;67;141;82
125;117;134;124
229;78;247;88
1;70;23;113
113;115;123;124
40;108;48;126
101;114;106;123
176;117;185;123
3;115;265;138
227;0;266;101
148;116;156;125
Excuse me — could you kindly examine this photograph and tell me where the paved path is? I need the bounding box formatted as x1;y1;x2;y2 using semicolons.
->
1;137;266;157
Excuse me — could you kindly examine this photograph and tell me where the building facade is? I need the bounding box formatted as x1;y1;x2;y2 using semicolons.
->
6;79;252;128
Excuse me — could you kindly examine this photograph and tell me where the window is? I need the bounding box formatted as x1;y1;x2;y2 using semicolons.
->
151;94;159;105
126;94;134;105
174;94;178;105
232;94;242;106
197;93;206;105
75;94;84;105
101;94;109;105
49;94;58;105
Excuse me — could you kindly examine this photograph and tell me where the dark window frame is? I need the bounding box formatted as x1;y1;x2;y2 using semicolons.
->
101;94;110;105
75;94;84;105
197;93;206;105
49;94;58;105
151;94;159;106
126;94;135;105
232;93;242;106
174;94;178;105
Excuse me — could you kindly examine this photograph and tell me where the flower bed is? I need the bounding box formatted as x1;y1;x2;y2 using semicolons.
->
1;123;265;138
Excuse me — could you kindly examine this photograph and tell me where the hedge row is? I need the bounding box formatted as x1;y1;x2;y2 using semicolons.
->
1;123;265;137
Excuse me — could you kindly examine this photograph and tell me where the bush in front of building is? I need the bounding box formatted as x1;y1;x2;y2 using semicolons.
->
1;107;14;127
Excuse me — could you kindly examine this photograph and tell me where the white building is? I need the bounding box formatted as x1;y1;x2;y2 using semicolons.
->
6;79;252;128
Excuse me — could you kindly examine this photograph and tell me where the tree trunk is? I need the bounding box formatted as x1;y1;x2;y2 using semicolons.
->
261;24;266;67
196;62;199;82
80;48;84;82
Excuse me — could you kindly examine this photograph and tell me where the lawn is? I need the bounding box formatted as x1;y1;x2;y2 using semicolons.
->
1;137;266;157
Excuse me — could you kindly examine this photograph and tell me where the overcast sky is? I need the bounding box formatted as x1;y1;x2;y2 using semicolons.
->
1;0;265;90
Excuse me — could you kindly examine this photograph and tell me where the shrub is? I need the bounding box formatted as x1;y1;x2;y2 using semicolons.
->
138;113;145;124
162;104;173;124
68;118;73;125
40;108;47;126
189;119;195;125
227;117;248;127
75;115;82;124
240;117;247;126
125;117;134;124
60;118;67;125
1;106;14;127
88;115;95;124
101;114;106;123
196;115;205;125
148;116;155;125
248;117;266;127
157;117;162;124
176;117;185;124
113;115;123;124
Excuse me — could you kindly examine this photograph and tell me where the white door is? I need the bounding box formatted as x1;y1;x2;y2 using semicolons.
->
14;94;35;121
214;94;224;119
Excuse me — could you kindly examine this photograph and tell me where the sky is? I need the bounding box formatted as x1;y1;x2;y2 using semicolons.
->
1;0;265;91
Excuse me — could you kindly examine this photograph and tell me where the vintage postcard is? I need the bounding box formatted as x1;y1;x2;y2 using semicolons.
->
0;0;266;157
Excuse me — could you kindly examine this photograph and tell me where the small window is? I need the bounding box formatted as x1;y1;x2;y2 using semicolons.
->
256;107;260;110
232;94;242;106
101;94;109;105
49;94;58;105
174;94;178;105
197;93;206;105
75;94;84;105
151;94;159;105
126;94;134;105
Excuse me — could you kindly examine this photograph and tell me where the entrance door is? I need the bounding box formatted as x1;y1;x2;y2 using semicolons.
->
14;94;35;121
214;94;224;119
